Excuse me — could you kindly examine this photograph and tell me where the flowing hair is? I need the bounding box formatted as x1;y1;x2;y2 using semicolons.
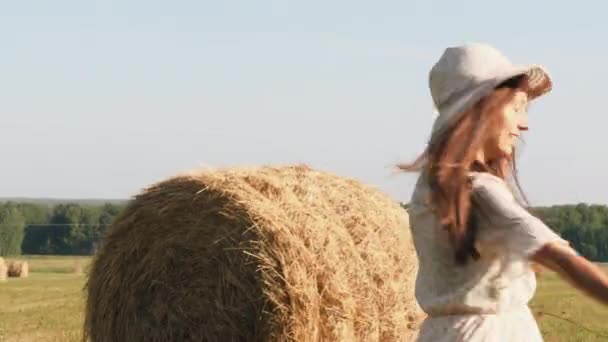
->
401;75;530;264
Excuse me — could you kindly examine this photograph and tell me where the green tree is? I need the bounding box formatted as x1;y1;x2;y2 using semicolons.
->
17;203;51;225
0;203;26;256
20;202;125;255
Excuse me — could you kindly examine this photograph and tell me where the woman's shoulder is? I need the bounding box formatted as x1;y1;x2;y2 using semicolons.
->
468;172;514;202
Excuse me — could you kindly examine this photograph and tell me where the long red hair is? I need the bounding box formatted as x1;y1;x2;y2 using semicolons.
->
401;75;530;264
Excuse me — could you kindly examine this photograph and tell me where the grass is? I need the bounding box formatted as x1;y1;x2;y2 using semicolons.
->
0;256;607;341
531;265;608;342
18;255;91;274
0;256;90;342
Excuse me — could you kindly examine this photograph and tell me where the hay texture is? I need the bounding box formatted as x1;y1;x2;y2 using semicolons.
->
85;165;420;342
7;261;29;278
0;257;6;282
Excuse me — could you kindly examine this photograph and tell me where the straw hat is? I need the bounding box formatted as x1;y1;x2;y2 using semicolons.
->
429;43;552;135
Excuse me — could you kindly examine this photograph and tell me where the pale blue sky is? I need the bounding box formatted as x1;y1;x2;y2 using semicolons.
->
1;1;607;205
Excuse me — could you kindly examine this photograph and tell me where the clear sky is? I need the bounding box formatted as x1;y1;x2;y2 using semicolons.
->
1;1;607;205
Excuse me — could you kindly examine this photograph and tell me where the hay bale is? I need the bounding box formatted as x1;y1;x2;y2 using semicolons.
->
7;260;29;278
85;165;420;342
73;260;84;275
0;257;6;282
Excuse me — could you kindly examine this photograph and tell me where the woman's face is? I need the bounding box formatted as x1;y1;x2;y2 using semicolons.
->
484;90;529;159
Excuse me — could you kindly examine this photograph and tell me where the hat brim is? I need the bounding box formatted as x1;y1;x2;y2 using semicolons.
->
431;64;552;135
497;64;553;100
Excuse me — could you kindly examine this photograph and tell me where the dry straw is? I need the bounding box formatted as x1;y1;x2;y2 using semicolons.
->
85;165;421;341
7;261;29;278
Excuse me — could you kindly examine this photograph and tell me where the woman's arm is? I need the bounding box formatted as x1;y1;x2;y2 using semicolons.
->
470;173;608;305
532;242;608;306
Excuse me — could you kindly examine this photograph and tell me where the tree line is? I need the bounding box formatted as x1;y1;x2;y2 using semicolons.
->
1;201;608;261
533;204;608;261
0;202;124;256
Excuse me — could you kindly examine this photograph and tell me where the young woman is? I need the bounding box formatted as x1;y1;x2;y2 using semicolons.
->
403;43;608;341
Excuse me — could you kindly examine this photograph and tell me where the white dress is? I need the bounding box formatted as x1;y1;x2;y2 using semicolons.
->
408;172;570;342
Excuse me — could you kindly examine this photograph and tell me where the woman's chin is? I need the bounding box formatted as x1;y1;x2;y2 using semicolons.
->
497;145;515;159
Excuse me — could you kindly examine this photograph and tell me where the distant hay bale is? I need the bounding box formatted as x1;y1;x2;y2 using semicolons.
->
73;260;84;275
0;257;6;282
7;261;29;278
85;165;421;342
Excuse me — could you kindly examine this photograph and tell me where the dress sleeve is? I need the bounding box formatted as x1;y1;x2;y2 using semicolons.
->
471;173;570;258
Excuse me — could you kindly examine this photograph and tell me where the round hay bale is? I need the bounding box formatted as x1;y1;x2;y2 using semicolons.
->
73;260;84;275
85;165;420;342
0;257;7;282
7;260;29;278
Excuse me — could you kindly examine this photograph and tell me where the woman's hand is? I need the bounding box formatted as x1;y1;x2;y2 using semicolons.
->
532;241;608;306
